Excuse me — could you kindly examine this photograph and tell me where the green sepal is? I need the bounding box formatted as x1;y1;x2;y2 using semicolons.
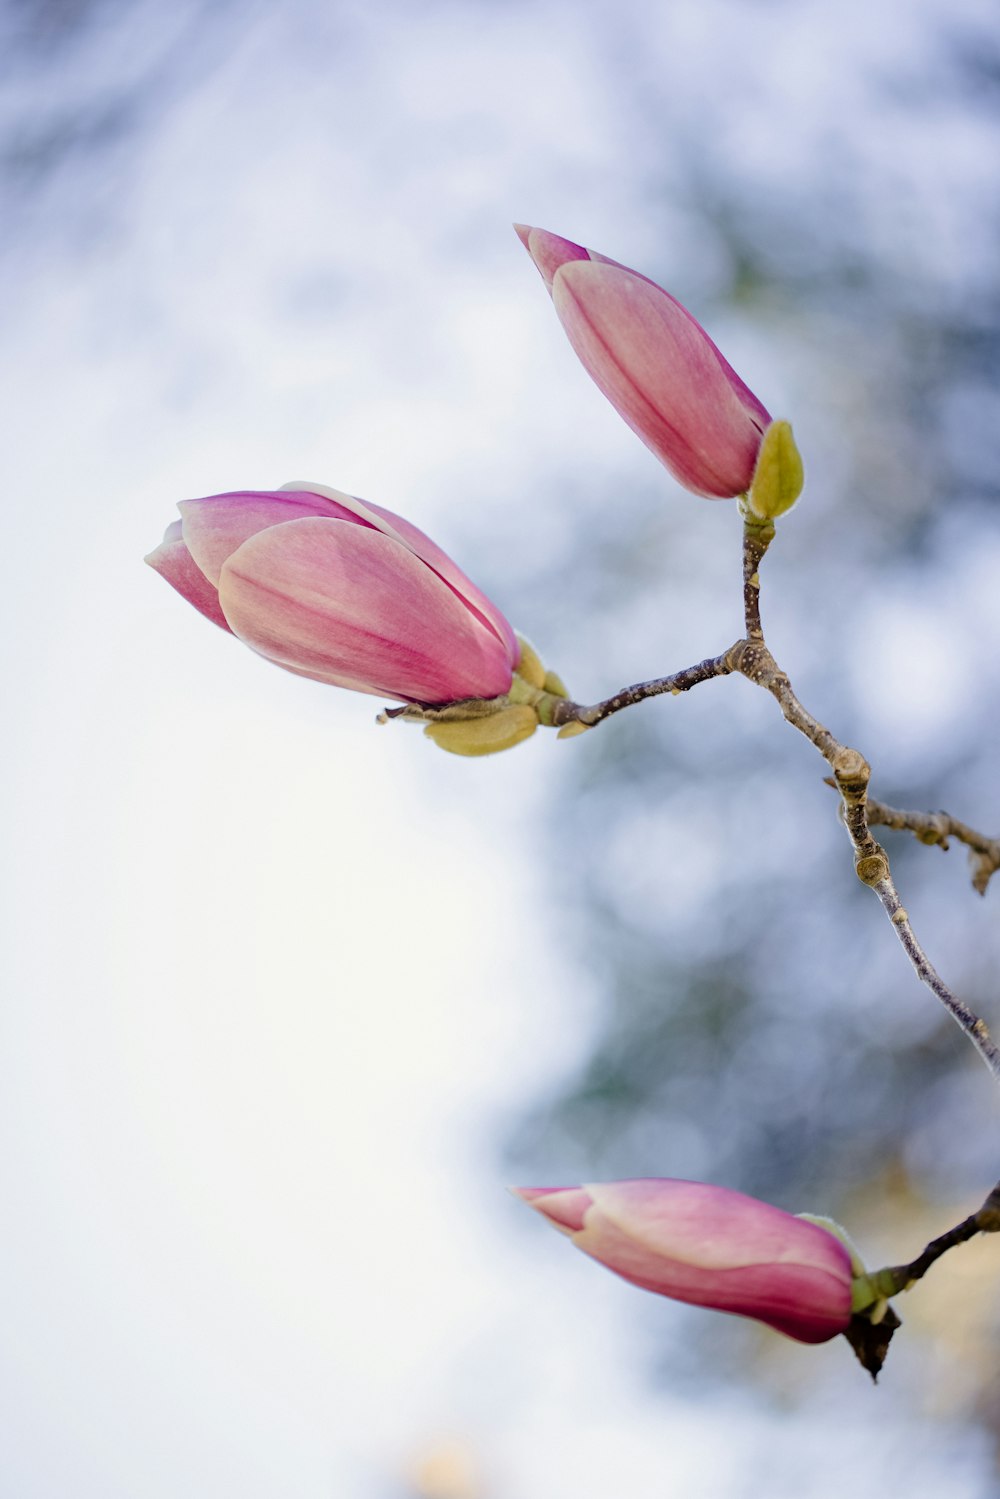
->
380;631;573;755
746;419;804;521
423;705;538;757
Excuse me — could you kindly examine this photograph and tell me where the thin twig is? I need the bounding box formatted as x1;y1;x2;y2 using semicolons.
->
550;652;734;728
896;1213;984;1285
869;877;1000;1078
866;1180;1000;1300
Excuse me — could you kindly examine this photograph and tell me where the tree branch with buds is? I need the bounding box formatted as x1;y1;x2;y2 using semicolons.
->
150;221;1000;1386
546;511;1000;1080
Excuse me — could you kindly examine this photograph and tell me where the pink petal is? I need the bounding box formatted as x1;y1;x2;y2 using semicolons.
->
180;489;370;587
516;224;661;290
585;1215;851;1343
364;503;519;665
586;1226;852;1343
553;262;768;497
216;516;516;704
282;482;519;666
588;1180;777;1268
512;1187;593;1234
587;1180;849;1274
519;1178;853;1345
578;1181;852;1343
145;521;231;631
515;224;590;291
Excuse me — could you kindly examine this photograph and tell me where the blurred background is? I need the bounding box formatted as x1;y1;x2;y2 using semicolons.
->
3;0;1000;1493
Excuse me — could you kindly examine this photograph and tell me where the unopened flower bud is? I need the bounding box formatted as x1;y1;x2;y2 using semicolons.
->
515;1178;854;1344
517;225;771;499
146;481;519;706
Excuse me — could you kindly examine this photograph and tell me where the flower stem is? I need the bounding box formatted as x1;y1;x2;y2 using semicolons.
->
740;515;774;641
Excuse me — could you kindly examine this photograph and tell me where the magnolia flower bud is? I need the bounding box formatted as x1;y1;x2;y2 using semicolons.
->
514;1178;854;1344
146;482;519;705
517;225;770;499
147;484;570;757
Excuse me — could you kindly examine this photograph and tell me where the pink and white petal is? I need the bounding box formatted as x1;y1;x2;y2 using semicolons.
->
217;517;516;704
570;1197;685;1290
265;655;400;697
512;1187;593;1234
571;255;770;420
279;479;391;531
361;502;519;664
569;1195;850;1342
713;347;772;433
576;1215;849;1342
553;262;767;497
585;1179;851;1276
283;481;518;665
585;1178;779;1268
517;224;663;291
180;489;372;586
515;224;591;291
693;1262;852;1343
145;526;231;631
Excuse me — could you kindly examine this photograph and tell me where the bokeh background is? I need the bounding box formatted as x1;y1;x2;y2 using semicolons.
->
3;0;1000;1493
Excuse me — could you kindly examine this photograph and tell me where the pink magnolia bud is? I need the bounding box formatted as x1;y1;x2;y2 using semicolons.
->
516;225;771;499
146;483;519;705
514;1178;853;1344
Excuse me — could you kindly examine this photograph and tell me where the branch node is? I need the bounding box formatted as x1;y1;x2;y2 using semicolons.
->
855;852;890;886
832;747;871;798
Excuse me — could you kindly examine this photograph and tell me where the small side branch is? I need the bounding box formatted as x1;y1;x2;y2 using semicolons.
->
863;797;1000;896
897;1213;985;1285
865;1181;1000;1300
893;1186;1000;1287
